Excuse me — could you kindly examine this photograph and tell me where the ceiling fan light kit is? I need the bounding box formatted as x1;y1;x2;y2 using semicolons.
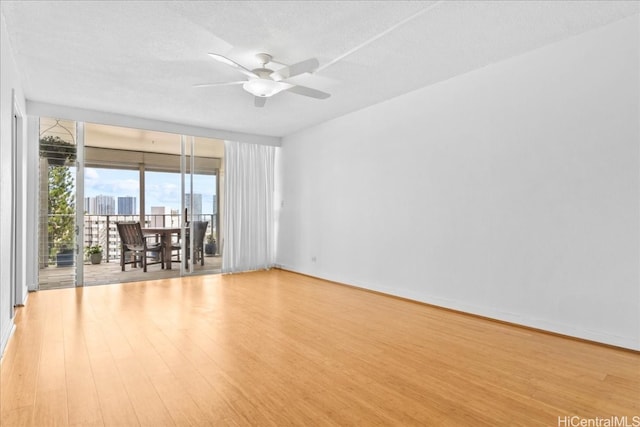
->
243;79;292;98
198;52;330;107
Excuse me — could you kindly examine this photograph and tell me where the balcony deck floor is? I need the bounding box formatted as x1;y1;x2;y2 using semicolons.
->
38;255;222;290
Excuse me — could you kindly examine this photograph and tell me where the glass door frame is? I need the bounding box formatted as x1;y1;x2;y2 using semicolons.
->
180;135;188;275
37;119;221;288
75;122;85;285
180;135;221;276
180;135;195;275
37;117;82;290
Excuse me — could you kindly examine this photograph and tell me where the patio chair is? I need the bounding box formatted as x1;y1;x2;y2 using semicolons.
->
168;222;185;266
116;222;164;272
170;221;208;268
191;221;208;267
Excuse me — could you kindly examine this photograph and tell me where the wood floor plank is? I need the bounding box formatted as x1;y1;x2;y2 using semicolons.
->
62;321;103;427
1;270;638;426
0;320;43;414
87;356;140;427
111;355;175;426
31;292;69;426
0;406;34;427
83;322;140;426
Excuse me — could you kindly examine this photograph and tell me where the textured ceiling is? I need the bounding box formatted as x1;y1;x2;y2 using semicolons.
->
2;1;638;138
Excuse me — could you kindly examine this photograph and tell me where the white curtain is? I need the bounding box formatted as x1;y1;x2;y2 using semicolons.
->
222;140;276;273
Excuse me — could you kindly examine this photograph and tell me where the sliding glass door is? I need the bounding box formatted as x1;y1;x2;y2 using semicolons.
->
38;118;80;290
182;136;222;276
37;119;224;289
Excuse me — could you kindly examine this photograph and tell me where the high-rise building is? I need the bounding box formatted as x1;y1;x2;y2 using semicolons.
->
117;196;137;215
150;206;165;227
93;195;115;215
185;193;202;217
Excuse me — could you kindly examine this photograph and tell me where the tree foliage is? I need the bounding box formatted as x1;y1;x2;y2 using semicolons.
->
40;135;76;255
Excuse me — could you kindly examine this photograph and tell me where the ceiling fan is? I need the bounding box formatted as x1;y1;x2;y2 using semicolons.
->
195;52;330;107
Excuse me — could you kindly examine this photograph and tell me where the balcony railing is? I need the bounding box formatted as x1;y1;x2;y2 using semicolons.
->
83;213;217;262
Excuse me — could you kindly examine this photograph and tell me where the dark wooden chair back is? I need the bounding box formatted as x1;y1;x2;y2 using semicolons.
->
192;221;208;251
181;221;208;267
116;221;163;272
116;222;145;249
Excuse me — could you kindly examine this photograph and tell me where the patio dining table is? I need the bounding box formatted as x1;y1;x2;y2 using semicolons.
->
142;226;186;270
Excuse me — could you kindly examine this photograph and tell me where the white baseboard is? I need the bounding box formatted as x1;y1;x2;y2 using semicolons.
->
280;267;639;351
15;283;28;306
0;320;15;359
15;288;28;307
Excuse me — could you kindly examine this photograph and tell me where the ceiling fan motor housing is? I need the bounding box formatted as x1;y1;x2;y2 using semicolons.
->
255;53;273;66
252;68;274;78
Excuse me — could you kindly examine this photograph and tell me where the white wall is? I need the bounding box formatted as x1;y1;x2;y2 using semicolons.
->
0;12;26;355
277;15;640;350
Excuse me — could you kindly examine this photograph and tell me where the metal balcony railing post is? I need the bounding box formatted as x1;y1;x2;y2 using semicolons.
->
106;214;110;262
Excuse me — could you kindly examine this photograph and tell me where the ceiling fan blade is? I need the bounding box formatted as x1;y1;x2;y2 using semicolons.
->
254;97;267;108
193;81;245;88
208;53;259;79
287;85;331;99
272;58;320;81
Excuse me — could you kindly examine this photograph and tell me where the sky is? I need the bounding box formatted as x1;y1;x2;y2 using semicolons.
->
84;167;216;214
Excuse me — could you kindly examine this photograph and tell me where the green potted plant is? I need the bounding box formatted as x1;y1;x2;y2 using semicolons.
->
85;245;103;264
204;234;216;256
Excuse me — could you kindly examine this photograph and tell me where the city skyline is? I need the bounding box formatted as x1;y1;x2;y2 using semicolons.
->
84;193;216;216
84;167;216;214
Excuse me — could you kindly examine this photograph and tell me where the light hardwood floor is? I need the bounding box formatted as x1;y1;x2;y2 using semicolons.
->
1;270;638;426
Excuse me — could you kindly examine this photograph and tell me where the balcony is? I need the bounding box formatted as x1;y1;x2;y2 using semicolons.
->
38;120;224;290
39;256;222;290
82;213;218;261
39;213;221;290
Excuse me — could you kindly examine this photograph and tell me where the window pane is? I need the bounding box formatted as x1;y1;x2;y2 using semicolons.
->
145;171;181;227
